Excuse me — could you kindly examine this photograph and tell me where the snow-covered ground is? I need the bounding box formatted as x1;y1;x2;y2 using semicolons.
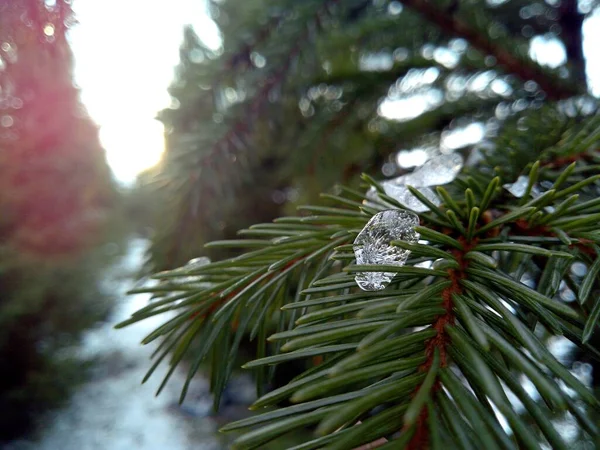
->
7;239;226;450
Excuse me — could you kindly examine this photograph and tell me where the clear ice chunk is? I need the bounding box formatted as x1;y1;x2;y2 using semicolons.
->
363;153;461;211
415;260;434;269
503;176;555;212
353;210;420;291
503;175;531;198
400;153;464;187
381;184;441;212
365;182;441;212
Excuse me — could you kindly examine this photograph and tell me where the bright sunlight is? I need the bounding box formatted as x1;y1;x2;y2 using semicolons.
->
68;0;220;184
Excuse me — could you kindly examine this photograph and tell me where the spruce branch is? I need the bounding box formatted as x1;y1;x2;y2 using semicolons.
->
122;131;600;447
134;20;600;441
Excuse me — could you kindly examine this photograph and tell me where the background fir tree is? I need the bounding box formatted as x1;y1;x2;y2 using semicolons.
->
124;0;600;448
0;0;122;440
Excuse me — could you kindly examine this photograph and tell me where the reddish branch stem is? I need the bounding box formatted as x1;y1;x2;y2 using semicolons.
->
406;236;477;450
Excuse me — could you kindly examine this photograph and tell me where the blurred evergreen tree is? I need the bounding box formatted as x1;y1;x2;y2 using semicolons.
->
0;0;119;440
0;0;114;253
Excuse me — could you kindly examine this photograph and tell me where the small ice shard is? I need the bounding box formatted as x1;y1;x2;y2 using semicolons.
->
503;175;533;198
363;153;461;211
186;256;211;270
400;153;464;187
415;260;434;269
382;184;441;212
171;276;204;287
353;210;420;291
504;176;555;212
365;183;440;212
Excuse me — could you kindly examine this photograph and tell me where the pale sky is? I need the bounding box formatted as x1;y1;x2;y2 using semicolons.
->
68;2;600;184
68;0;220;184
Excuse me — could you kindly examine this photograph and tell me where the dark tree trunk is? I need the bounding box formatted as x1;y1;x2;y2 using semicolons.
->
560;0;587;89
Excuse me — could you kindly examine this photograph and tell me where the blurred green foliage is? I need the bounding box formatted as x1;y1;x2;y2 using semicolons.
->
0;0;123;440
0;241;122;439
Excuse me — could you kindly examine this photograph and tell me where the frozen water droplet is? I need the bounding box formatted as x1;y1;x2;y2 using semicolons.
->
186;256;211;269
504;176;555;212
172;276;203;286
503;175;530;198
353;210;420;291
401;153;464;187
363;153;460;212
364;184;440;212
570;262;587;278
415;260;433;269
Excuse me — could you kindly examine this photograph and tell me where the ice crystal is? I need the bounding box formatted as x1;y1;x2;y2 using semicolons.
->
353;210;420;291
365;153;462;211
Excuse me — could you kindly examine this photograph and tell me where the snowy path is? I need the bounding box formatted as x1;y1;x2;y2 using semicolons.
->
8;239;223;450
